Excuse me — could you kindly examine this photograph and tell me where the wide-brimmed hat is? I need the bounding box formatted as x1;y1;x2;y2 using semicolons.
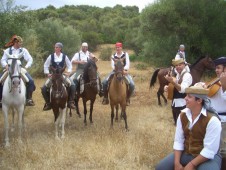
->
185;85;209;95
5;35;23;48
214;57;226;66
172;58;185;66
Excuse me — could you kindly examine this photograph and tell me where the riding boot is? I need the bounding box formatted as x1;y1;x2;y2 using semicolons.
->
26;90;35;106
67;85;76;109
41;86;51;111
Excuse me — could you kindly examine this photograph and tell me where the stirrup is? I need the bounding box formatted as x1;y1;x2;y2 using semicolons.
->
102;98;109;105
43;103;51;111
26;99;35;106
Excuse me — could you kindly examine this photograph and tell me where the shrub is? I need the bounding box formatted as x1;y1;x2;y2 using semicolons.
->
99;47;113;61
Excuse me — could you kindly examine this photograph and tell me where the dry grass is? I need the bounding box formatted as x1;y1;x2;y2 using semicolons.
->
0;60;175;169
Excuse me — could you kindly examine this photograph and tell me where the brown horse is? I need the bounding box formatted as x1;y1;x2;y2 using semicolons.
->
150;55;215;106
75;59;99;125
50;65;68;139
109;58;128;130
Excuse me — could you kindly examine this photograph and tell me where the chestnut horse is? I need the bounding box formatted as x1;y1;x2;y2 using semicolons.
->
50;65;68;139
109;58;128;130
75;59;99;125
150;55;215;106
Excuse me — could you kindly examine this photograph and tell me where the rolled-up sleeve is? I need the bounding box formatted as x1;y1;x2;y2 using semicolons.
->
179;72;192;93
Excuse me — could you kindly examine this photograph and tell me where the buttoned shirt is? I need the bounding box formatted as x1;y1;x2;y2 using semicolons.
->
172;69;192;107
71;50;90;63
1;47;33;69
111;52;130;70
44;53;72;74
174;107;221;159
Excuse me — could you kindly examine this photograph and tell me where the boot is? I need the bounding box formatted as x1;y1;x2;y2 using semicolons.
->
67;85;76;109
26;90;35;106
102;92;109;105
41;86;51;111
99;78;104;97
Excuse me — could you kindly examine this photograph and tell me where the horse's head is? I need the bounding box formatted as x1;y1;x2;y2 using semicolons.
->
113;58;124;81
83;60;97;86
202;56;215;70
50;65;65;92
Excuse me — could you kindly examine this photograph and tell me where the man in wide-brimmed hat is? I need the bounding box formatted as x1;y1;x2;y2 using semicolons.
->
0;35;36;106
164;58;192;124
156;84;222;170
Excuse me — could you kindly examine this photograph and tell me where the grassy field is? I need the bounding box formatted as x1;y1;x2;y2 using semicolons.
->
0;58;176;170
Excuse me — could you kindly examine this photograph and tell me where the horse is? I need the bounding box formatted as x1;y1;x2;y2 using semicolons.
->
150;55;215;106
2;51;26;147
50;65;68;139
75;59;98;125
108;58;128;130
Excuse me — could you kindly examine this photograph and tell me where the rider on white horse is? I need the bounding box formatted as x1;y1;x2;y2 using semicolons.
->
0;35;36;106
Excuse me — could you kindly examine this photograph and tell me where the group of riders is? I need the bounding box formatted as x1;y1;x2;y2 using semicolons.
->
0;35;135;110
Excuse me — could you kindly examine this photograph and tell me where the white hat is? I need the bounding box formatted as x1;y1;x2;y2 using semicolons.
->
179;44;185;49
82;42;88;47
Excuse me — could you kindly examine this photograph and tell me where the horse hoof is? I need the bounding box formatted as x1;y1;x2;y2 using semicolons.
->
5;142;10;147
55;136;60;140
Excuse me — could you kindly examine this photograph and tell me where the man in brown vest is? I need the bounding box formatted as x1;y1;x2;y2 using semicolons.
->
156;85;222;170
165;58;192;124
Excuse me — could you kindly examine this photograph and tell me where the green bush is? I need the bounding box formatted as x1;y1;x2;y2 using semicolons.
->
134;63;148;70
99;47;113;61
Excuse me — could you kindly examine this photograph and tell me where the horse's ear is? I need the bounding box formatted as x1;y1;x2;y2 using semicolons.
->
50;66;56;73
60;65;66;74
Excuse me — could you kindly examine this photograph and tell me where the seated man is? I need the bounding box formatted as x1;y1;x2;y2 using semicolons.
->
0;35;36;106
70;42;102;97
156;84;222;170
102;42;135;106
41;42;76;111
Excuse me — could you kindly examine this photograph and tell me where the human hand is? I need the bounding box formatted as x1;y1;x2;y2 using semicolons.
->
80;60;86;64
174;162;184;170
5;65;9;70
123;70;128;75
184;161;195;170
164;74;174;83
164;85;168;92
220;72;226;91
63;72;70;77
47;74;52;78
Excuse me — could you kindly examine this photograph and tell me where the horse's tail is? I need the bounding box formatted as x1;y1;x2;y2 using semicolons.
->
150;68;160;89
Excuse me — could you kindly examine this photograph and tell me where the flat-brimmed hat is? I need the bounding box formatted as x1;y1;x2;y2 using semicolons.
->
185;85;209;95
214;57;226;66
172;58;185;66
5;35;23;48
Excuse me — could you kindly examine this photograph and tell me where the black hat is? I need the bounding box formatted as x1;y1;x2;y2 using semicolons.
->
214;57;226;66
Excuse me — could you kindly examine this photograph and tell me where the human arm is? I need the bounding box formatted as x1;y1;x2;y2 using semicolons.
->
71;52;87;65
220;71;226;92
22;48;33;69
44;55;51;76
124;52;130;70
111;55;115;70
64;55;72;77
1;48;9;69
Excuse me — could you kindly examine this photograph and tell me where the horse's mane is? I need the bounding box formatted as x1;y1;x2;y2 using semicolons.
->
83;59;97;82
189;55;205;69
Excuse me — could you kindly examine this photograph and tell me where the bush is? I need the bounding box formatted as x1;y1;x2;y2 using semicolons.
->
134;63;148;70
99;47;113;61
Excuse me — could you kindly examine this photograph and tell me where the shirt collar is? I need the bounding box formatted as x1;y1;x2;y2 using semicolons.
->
182;107;207;117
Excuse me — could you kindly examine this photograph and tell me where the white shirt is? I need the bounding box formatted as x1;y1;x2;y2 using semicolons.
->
172;69;193;107
71;50;90;63
1;47;33;69
210;87;226;122
175;51;186;61
111;52;130;70
174;107;221;159
44;53;72;74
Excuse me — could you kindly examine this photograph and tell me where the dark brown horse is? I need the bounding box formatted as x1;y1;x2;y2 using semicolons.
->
75;59;98;125
50;65;68;139
150;55;215;106
109;58;128;130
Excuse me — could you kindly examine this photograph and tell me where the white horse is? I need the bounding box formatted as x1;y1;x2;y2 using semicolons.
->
1;51;26;147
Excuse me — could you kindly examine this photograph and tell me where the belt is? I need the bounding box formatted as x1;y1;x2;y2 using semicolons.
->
218;112;226;116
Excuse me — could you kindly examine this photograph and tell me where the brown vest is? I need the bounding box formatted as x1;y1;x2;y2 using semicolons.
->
180;112;212;157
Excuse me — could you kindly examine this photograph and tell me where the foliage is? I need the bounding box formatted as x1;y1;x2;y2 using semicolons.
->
99;47;113;61
134;63;148;70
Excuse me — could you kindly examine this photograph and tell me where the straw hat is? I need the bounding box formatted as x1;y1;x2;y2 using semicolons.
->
172;58;185;66
185;85;209;95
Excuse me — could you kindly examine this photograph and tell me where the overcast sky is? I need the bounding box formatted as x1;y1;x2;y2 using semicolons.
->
15;0;155;12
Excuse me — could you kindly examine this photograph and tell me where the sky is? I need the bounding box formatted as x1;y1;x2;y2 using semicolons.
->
15;0;155;12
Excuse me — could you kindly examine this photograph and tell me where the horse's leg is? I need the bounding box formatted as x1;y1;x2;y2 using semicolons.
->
60;108;66;139
83;99;87;125
11;108;15;132
2;105;10;147
17;106;24;144
75;97;81;118
161;93;168;105
115;104;119;121
110;104;114;128
55;114;60;140
157;89;162;106
89;100;95;124
122;105;128;130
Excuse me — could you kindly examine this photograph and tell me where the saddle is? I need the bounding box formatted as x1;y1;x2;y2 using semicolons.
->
77;74;100;94
107;74;130;92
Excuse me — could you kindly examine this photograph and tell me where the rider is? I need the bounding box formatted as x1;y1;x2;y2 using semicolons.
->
175;44;190;72
0;35;36;106
102;42;135;106
70;42;102;97
41;42;76;111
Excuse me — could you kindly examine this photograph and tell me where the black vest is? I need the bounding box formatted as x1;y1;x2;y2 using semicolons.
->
51;53;66;69
113;52;126;66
